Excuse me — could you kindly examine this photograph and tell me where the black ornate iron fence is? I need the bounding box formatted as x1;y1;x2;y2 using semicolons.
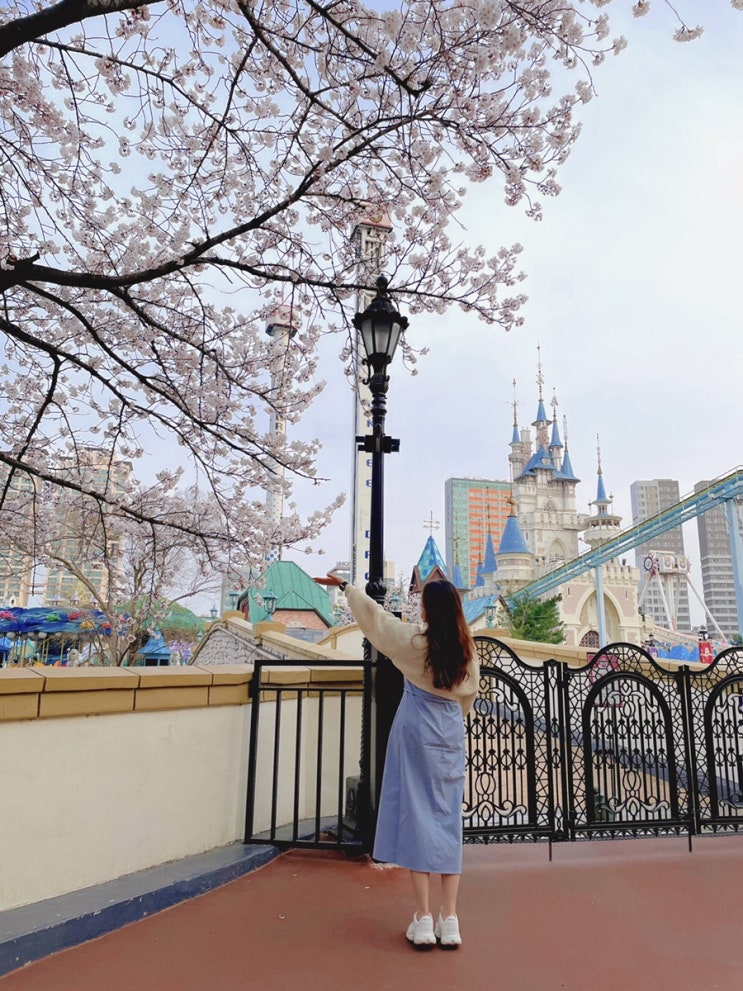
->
243;643;743;856
467;638;743;850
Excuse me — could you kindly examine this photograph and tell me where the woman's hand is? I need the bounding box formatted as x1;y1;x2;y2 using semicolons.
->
319;572;347;590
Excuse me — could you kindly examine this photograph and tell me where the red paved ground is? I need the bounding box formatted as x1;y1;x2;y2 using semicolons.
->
2;836;742;991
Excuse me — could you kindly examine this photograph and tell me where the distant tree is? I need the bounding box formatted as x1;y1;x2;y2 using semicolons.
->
0;0;728;565
505;594;565;645
2;459;223;664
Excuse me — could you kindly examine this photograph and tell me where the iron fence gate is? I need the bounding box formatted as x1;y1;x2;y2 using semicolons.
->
466;638;743;848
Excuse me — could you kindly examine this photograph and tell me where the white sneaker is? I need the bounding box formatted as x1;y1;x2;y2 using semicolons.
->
406;913;436;947
435;913;462;948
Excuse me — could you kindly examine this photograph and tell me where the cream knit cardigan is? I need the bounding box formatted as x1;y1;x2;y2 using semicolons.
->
344;585;479;718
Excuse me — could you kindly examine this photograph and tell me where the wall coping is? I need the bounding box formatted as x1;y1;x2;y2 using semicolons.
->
0;662;363;723
4;637;694;722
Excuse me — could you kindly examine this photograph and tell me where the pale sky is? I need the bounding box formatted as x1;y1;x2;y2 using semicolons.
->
282;0;743;610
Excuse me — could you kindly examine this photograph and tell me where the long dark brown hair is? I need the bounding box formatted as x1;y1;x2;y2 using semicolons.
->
421;580;474;690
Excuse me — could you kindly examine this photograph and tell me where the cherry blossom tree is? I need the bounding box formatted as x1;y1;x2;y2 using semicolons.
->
0;0;736;568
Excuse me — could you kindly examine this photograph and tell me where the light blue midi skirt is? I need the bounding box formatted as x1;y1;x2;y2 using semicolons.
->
373;679;465;874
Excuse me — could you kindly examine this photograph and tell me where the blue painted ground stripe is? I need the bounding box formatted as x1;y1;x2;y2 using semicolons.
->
0;843;279;977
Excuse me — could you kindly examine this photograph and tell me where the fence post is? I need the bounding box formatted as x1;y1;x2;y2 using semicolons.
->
356;658;375;853
244;661;263;844
677;664;700;848
552;661;575;841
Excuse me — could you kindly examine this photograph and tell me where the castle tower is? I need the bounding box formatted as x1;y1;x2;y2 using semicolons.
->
556;440;642;648
548;392;563;473
508;379;529;480
512;354;586;568
495;497;533;587
264;305;299;565
582;436;623;552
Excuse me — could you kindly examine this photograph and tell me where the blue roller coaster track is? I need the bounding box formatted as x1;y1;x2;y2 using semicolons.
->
512;468;743;636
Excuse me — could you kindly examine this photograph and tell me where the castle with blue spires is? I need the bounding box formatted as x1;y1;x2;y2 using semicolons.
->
434;352;645;648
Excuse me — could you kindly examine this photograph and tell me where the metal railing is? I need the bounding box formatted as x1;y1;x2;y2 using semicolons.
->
466;637;743;850
244;659;372;853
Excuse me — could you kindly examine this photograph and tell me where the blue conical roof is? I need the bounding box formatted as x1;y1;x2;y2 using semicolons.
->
511;422;520;445
482;533;498;574
550;418;563;449
533;398;548;425
452;561;465;589
475;560;484;587
554;448;579;482
596;470;609;506
415;535;448;584
498;515;531;556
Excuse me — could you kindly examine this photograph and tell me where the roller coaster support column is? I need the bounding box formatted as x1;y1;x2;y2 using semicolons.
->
727;500;743;639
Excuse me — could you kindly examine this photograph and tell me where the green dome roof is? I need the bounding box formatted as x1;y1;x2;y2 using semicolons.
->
246;561;333;625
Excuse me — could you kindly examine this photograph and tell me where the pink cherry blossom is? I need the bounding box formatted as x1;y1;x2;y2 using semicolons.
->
0;0;734;565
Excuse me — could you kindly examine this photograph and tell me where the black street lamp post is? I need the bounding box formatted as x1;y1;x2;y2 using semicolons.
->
354;275;408;837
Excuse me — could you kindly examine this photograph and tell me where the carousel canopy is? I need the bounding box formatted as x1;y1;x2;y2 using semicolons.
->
0;607;113;635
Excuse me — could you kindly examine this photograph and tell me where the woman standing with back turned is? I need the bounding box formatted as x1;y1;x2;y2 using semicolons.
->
326;575;479;949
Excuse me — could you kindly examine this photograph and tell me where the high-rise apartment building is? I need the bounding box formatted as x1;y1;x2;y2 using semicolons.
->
695;481;743;639
444;478;512;589
43;449;132;606
630;479;691;631
0;465;37;606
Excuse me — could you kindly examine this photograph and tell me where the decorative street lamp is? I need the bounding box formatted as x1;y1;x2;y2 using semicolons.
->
354;275;408;606
354;275;408;828
262;590;277;618
209;605;218;621
485;602;497;628
228;590;239;610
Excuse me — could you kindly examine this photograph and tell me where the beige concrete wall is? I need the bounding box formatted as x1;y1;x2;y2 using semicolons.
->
0;663;365;913
0;703;250;912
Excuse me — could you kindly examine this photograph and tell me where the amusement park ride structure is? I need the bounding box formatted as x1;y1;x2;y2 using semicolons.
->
637;551;725;642
512;467;743;647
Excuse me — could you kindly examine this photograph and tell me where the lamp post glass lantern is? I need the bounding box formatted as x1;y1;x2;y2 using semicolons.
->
262;590;277;618
354;278;406;379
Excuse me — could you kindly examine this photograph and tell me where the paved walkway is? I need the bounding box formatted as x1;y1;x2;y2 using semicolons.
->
2;836;742;991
